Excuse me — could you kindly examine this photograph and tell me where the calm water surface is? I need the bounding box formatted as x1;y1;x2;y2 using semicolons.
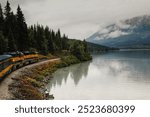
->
48;50;150;99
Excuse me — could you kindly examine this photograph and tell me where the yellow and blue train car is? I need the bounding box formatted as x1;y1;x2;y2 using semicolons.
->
0;55;13;80
0;52;41;80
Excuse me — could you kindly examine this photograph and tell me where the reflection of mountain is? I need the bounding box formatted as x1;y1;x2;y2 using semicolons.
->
47;61;91;92
93;50;150;81
87;15;150;49
47;50;150;99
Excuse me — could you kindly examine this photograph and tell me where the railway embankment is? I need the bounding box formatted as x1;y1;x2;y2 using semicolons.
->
0;58;60;100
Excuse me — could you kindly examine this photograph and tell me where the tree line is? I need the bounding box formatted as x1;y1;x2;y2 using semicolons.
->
0;1;68;54
0;1;91;61
0;1;28;53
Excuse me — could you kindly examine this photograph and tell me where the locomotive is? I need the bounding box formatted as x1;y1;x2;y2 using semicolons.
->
0;51;45;80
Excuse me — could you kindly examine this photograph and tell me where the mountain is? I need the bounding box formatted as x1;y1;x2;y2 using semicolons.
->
86;15;150;49
86;42;117;52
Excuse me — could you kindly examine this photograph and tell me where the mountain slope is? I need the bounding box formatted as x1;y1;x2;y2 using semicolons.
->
86;42;117;52
86;15;150;49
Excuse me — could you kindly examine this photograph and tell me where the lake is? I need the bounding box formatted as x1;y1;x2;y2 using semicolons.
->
48;50;150;100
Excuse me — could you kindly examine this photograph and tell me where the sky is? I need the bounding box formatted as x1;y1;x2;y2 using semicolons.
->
0;0;150;40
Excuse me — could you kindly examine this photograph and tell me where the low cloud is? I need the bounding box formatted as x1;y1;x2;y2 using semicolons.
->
0;0;150;39
108;30;129;38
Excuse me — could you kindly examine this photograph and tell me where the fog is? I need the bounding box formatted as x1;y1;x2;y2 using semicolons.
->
1;0;150;39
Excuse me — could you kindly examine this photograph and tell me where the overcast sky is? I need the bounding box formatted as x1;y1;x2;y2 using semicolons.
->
0;0;150;39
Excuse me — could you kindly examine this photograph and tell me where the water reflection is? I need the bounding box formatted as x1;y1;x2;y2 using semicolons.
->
47;61;91;93
49;50;150;99
93;50;150;81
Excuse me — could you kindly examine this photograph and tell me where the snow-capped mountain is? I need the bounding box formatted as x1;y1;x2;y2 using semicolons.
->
86;15;150;49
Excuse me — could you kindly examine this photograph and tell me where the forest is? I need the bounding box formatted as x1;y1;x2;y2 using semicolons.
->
0;1;91;61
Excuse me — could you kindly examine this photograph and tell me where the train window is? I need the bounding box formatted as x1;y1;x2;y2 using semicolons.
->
0;63;3;72
0;60;11;71
0;55;12;72
9;52;18;57
0;62;4;72
3;61;7;69
5;61;10;68
23;51;30;55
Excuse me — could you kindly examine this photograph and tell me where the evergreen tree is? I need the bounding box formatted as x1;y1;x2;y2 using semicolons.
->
83;39;88;52
45;26;54;53
51;30;57;51
71;41;85;61
4;1;11;17
62;34;69;50
0;32;8;54
3;1;11;37
0;3;4;32
55;29;62;50
16;5;28;51
7;27;17;51
28;26;37;50
3;1;17;51
35;25;48;54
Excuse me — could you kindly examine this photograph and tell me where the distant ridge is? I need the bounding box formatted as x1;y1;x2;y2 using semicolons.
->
86;42;118;52
86;15;150;49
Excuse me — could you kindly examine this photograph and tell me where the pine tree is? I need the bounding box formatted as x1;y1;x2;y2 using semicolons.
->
43;26;55;53
3;1;11;37
62;34;69;50
8;12;18;51
3;1;17;51
16;5;25;23
0;32;8;54
51;30;57;51
4;1;11;17
0;3;4;32
7;27;17;51
28;26;36;50
83;39;88;52
55;29;62;50
16;5;28;51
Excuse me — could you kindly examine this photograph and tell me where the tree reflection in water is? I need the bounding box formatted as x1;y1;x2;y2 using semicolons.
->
47;50;150;99
46;61;91;97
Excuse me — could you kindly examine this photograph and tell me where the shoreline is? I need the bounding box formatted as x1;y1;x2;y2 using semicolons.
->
0;53;92;100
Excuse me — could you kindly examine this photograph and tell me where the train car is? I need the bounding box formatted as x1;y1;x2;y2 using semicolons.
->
0;55;13;80
0;51;46;81
22;51;39;65
10;51;38;70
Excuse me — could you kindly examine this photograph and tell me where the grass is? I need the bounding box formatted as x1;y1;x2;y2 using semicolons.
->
9;60;60;100
57;55;80;68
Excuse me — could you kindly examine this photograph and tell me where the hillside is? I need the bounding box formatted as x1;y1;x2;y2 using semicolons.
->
86;15;150;49
86;42;117;52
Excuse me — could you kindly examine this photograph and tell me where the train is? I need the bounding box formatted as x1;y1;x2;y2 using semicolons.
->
0;51;46;81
